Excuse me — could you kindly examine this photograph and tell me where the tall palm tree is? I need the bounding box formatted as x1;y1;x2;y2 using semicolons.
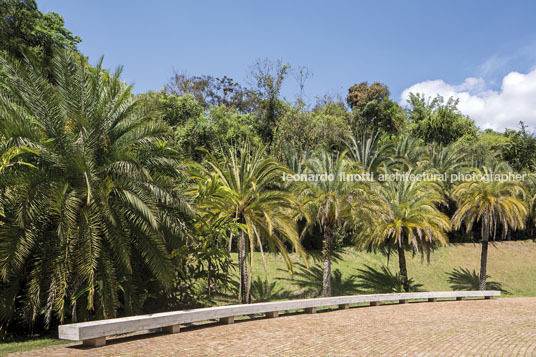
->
451;165;527;290
364;169;450;292
0;50;192;325
298;151;383;296
196;145;306;304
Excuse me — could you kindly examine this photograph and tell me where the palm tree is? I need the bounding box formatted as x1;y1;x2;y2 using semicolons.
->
346;131;391;175
196;145;306;304
0;145;37;174
0;143;37;225
298;151;383;296
451;165;527;290
364;169;450;292
522;172;536;238
0;50;192;325
391;135;428;171
428;143;467;181
426;143;469;227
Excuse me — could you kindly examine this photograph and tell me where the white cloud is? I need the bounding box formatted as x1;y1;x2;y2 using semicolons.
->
400;69;536;131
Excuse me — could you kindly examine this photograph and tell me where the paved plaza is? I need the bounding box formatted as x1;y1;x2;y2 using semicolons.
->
11;297;536;356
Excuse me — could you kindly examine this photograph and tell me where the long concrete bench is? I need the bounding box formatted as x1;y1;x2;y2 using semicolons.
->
58;290;500;347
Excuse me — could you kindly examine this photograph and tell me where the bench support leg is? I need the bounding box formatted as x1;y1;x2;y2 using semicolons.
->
428;298;437;302
266;311;279;318
338;303;349;310
399;299;408;304
162;324;181;334
83;337;106;347
485;296;494;300
370;301;380;306
456;297;466;301
305;307;316;314
220;316;235;324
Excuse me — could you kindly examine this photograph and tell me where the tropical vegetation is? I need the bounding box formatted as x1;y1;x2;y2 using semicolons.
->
1;0;535;342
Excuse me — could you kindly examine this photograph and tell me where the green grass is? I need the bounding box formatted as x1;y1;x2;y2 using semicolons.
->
231;240;536;300
0;337;68;356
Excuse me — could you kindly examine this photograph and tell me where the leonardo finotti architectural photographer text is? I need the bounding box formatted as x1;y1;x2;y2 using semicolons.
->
282;172;527;183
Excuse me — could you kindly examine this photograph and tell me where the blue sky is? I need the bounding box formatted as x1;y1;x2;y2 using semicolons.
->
39;0;536;130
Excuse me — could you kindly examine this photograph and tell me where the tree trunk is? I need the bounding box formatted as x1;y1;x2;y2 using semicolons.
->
479;237;489;290
322;225;333;297
398;244;410;292
207;260;212;298
238;230;250;303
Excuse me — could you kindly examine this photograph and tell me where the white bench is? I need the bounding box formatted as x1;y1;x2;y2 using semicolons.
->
58;290;500;347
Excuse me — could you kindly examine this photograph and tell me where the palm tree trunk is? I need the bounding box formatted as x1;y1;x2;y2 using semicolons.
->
238;230;250;303
479;219;491;291
207;260;212;298
322;225;333;297
479;237;489;290
398;244;410;292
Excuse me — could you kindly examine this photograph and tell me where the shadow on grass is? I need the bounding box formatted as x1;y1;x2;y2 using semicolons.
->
250;276;291;302
354;265;425;293
277;263;360;298
277;263;428;297
447;267;508;293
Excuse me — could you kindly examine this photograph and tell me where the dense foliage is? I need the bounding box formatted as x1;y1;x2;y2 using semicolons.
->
0;0;80;76
0;51;195;335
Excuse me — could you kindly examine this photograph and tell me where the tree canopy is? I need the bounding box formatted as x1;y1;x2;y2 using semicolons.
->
407;93;477;145
0;0;80;73
346;81;405;135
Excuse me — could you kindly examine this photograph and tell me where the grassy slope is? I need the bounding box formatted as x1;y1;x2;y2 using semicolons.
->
239;240;536;298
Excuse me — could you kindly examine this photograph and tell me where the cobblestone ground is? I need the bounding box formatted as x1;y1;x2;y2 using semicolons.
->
11;297;536;356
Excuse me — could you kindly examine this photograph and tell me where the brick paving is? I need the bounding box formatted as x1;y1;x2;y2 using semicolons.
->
10;297;536;356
